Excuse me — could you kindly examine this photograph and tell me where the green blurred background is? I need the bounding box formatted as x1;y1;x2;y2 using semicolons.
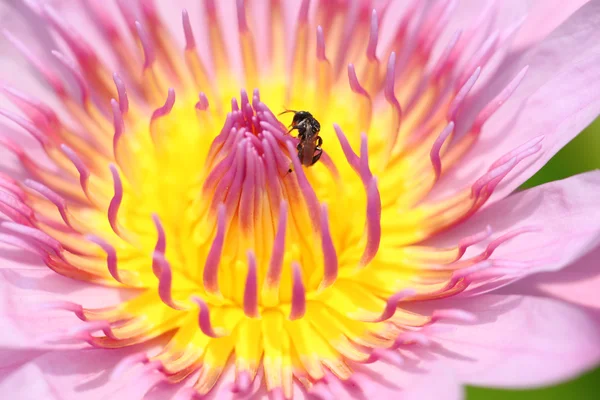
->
467;119;600;399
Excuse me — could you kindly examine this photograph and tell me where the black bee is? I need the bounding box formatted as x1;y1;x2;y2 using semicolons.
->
280;110;323;170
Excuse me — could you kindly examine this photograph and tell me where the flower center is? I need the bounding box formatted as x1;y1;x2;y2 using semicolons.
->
82;84;386;395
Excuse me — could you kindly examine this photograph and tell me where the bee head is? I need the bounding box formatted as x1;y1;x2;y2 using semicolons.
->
292;111;312;125
311;119;321;133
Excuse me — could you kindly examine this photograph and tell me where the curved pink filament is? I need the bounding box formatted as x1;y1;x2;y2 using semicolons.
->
430;30;462;82
265;201;288;290
108;164;123;236
448;67;481;120
135;21;155;69
236;0;250;32
152;214;167;276
473;65;529;132
244;251;259;318
3;29;66;96
289;262;306;320
150;88;176;141
0;233;45;257
87;235;123;283
358;289;416;322
319;204;338;289
24;179;71;228
153;252;186;310
61;144;91;198
359;179;381;268
458;30;499;89
333;124;360;172
1;221;61;256
51;50;89;104
0;108;48;146
316;25;327;61
348;64;371;106
196;93;209;110
181;9;196;50
285;141;321;229
366;10;379;61
490;135;544;170
191;296;225;338
430;122;455;181
203;204;226;295
359;132;373;183
384;52;402;147
113;73;129;113
42;4;96;63
111;99;125;158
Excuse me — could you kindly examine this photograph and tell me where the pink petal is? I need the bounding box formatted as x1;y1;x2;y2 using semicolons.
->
407;294;600;388
0;265;130;350
0;347;164;400
501;244;600;311
0;363;62;400
416;0;586;74
461;0;579;38
0;1;61;102
466;0;589;47
432;0;600;203
511;0;590;47
359;364;463;400
0;266;133;384
430;171;600;276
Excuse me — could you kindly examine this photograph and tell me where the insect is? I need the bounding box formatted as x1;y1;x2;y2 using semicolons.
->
280;110;323;171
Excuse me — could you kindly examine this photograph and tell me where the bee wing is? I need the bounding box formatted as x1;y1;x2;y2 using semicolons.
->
301;140;316;166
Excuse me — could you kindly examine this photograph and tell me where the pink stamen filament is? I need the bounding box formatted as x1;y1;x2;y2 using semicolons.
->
203;204;226;296
358;289;416;322
430;122;455;180
3;29;67;96
135;21;156;69
87;235;123;283
244;251;260;318
448;67;481;120
150;88;176;142
153;252;186;310
366;10;379;61
113;72;129;113
319;204;338;289
52;50;90;104
264;202;287;292
191;296;225;338
473;65;529;132
289;262;306;320
24;179;72;228
108;164;124;236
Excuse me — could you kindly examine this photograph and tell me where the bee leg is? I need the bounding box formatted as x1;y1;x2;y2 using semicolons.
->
315;136;323;147
286;159;295;175
311;147;323;165
289;124;305;135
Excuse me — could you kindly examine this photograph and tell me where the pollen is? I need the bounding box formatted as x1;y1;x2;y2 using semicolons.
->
0;0;542;398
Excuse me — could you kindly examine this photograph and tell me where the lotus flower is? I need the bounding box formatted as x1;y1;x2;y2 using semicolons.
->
1;0;600;399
